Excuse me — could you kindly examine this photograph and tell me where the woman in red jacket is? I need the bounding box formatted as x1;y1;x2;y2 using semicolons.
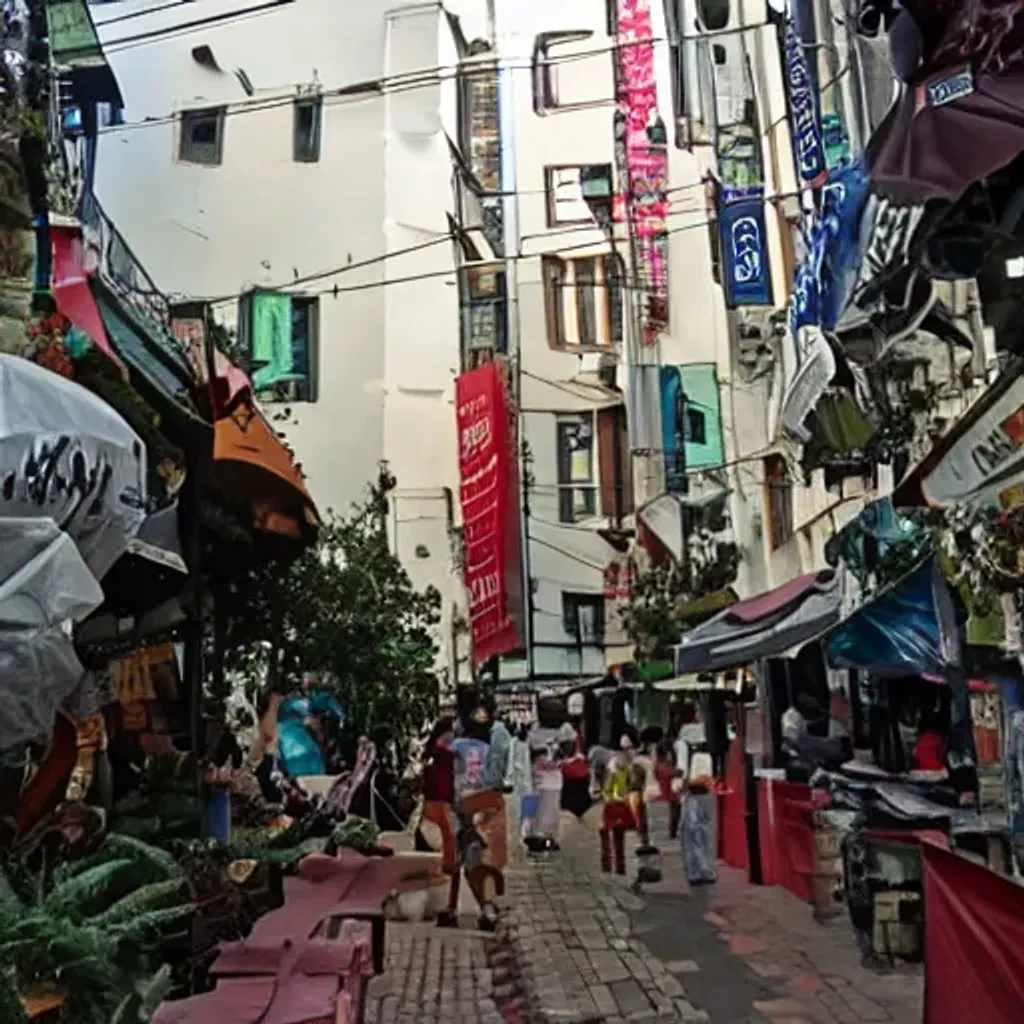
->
417;717;460;926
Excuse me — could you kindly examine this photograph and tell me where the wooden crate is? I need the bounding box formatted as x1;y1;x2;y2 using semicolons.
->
872;891;922;959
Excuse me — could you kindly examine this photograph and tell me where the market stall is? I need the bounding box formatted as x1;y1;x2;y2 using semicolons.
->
672;570;845;891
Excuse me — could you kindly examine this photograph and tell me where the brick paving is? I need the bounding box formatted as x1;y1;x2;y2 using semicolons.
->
364;804;923;1024
364;923;517;1024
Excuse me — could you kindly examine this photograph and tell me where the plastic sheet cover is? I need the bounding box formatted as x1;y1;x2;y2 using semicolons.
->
0;354;147;578
0;518;103;761
826;560;946;677
923;840;1024;1024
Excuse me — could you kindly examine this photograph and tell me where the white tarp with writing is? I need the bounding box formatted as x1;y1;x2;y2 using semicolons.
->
912;369;1024;509
0;354;147;577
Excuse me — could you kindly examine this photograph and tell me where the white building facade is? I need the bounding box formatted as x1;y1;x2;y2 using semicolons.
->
493;0;993;685
92;0;485;686
496;0;635;681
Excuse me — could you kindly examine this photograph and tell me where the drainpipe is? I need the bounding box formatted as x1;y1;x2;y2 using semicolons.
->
499;52;535;682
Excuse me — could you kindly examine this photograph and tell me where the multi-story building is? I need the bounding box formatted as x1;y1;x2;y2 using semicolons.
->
648;0;991;610
495;0;635;681
91;0;496;687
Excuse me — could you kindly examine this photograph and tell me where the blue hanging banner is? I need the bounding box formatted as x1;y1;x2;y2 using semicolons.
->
790;157;870;332
782;17;827;188
719;185;773;308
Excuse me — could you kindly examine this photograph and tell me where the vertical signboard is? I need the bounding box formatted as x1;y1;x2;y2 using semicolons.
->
781;16;828;189
455;362;523;666
718;185;773;307
613;0;669;344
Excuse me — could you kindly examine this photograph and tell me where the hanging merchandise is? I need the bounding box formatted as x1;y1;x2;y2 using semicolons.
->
781;13;828;189
613;0;669;343
863;0;1024;207
777;157;881;441
718;185;773;308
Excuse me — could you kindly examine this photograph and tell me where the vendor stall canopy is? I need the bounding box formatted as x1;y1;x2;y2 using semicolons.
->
673;570;843;676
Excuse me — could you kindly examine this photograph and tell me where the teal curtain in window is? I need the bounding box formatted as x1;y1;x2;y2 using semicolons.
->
251;292;296;390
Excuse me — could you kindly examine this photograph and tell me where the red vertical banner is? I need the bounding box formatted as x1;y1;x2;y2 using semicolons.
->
456;362;523;666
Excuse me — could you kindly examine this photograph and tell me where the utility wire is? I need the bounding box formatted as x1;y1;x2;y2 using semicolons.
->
95;32;674;125
92;0;257;29
97;0;296;53
196;204;712;306
169;183;710;304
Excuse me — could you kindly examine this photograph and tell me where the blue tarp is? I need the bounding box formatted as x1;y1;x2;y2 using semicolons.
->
825;560;950;678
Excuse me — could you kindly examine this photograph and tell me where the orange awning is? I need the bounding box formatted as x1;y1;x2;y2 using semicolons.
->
213;403;319;538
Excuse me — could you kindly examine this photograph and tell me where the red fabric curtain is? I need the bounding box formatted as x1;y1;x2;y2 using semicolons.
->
923;841;1024;1024
718;739;748;871
756;779;818;903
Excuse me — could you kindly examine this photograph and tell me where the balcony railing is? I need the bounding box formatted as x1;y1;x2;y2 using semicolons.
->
80;190;171;333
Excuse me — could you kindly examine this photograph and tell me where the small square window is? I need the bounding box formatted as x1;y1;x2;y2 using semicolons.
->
179;107;225;165
686;408;706;446
293;99;322;163
556;414;597;522
545;165;607;226
561;592;605;643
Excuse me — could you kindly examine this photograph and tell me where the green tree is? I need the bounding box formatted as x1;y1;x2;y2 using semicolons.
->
621;542;739;663
215;465;442;759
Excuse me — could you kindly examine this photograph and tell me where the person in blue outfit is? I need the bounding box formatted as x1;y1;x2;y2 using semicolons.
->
275;679;344;778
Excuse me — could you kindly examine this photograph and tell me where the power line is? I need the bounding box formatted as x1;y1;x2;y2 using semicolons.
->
96;31;672;128
92;0;247;29
170;183;710;305
97;0;295;53
195;202;711;306
528;535;608;572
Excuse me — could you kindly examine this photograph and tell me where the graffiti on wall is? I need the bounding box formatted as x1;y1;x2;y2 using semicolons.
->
613;0;668;345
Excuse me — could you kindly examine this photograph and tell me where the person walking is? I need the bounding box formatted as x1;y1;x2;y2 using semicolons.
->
678;748;717;886
558;723;592;820
600;735;637;875
452;703;506;930
417;717;460;927
655;740;681;840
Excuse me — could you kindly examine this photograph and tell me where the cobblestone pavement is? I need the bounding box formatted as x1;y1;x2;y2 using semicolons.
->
364;923;519;1024
365;804;923;1024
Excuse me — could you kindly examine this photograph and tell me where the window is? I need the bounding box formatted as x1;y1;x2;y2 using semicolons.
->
179;107;225;165
574;257;598;346
532;31;610;113
562;592;606;643
461;263;507;359
542;256;566;347
686;406;706;446
697;0;730;31
237;291;319;402
545;166;601;226
557;414;597;523
293;98;322;162
457;60;501;191
543;254;622;349
765;454;794;550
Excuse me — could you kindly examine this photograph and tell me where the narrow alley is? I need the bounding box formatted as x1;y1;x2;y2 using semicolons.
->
364;807;923;1024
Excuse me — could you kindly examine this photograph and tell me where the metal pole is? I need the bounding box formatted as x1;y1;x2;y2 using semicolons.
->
499;56;535;681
